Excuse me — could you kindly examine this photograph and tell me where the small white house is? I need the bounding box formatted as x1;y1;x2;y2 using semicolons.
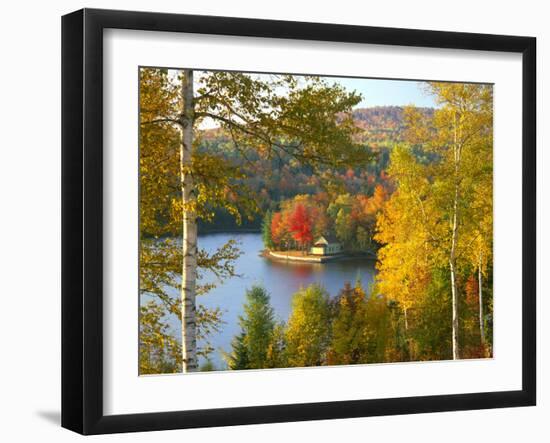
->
310;235;343;256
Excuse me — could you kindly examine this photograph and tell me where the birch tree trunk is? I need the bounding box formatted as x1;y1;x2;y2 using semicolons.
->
449;238;459;360
449;112;461;361
478;250;485;347
179;69;198;372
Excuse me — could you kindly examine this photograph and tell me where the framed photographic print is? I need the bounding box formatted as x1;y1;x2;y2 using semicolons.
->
61;8;536;435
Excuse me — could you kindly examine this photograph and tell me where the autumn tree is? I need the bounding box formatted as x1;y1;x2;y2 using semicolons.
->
363;291;396;363
288;203;313;252
411;83;493;360
409;269;452;361
139;69;243;371
141;68;371;371
375;144;437;357
375;83;493;360
139;301;182;374
328;194;353;247
267;189;387;255
461;132;493;354
285;284;332;367
328;281;370;365
270;212;287;249
270;195;330;251
266;322;287;368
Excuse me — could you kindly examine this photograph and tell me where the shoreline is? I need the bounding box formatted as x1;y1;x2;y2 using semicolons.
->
198;228;262;235
263;249;376;264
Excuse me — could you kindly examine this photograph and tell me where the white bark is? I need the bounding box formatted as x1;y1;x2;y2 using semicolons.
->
450;253;459;360
450;111;461;361
478;250;485;347
180;70;197;372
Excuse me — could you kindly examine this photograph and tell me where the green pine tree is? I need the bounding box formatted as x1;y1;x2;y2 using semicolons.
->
262;210;274;249
228;332;250;370
227;286;276;369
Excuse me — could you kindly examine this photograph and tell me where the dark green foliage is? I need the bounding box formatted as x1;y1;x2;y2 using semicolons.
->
199;360;217;372
228;332;250;370
227;286;277;370
261;210;274;249
224;269;492;369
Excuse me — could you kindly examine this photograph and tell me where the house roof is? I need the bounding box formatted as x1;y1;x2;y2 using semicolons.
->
314;234;340;245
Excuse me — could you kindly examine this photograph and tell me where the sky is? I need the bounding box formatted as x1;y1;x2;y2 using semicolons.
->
177;70;438;128
168;68;437;109
331;77;437;109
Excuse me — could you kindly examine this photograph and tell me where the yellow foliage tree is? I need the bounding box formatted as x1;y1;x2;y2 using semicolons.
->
375;83;493;360
285;284;331;367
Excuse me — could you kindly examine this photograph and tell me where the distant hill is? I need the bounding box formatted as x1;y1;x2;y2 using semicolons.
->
199;106;434;144
351;106;434;144
195;106;434;233
352;106;434;129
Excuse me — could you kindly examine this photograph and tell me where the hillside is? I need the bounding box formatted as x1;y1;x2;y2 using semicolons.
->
195;106;434;233
351;106;434;144
352;106;434;127
200;106;434;144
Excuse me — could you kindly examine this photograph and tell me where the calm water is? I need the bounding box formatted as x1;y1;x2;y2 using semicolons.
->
157;232;376;369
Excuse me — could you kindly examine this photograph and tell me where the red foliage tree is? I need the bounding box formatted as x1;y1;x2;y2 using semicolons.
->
288;203;313;252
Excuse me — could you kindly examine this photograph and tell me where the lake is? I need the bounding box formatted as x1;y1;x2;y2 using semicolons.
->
158;232;376;369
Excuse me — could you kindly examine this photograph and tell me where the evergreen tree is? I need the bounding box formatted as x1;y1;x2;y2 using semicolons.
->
262;210;274;249
141;68;370;371
227;286;276;369
228;332;250;370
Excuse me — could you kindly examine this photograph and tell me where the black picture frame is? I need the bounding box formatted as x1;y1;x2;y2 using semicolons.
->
61;8;536;435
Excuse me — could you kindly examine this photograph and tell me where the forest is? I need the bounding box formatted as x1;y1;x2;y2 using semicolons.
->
139;68;493;374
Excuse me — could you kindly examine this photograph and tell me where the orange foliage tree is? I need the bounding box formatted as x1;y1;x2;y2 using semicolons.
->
288;203;314;252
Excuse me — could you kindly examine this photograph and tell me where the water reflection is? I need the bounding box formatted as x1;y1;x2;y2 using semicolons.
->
159;232;376;369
